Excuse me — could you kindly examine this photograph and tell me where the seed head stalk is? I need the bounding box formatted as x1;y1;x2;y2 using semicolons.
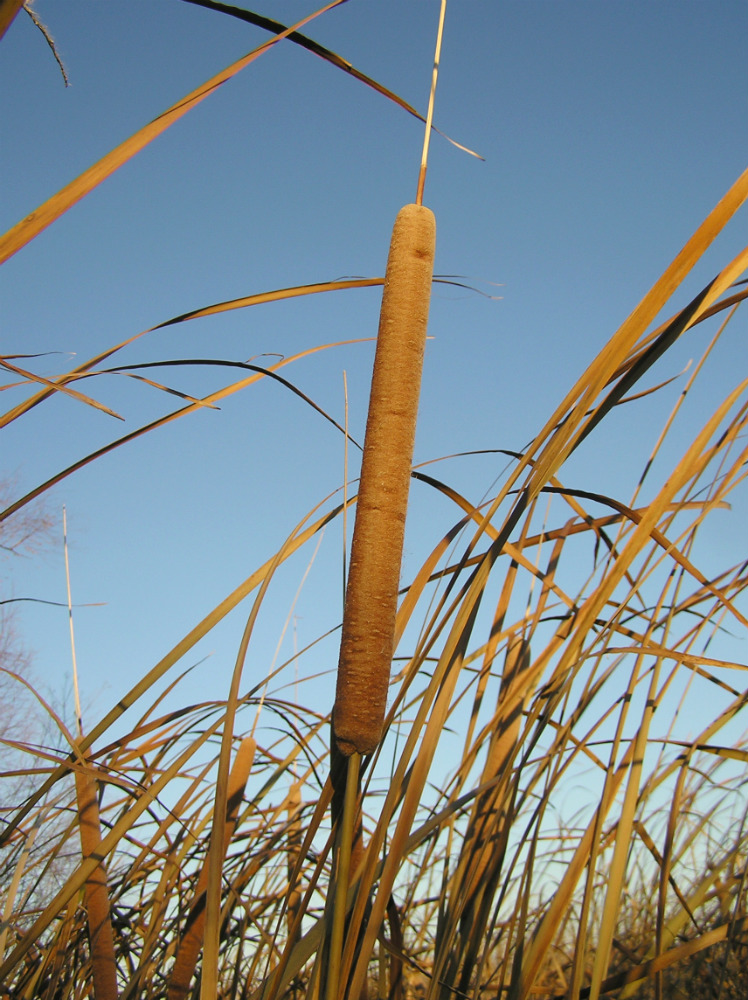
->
327;2;447;995
416;0;447;206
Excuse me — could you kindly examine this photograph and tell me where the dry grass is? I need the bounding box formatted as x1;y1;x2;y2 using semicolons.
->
2;4;748;999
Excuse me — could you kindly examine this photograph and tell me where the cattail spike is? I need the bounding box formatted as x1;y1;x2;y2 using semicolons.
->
333;203;436;756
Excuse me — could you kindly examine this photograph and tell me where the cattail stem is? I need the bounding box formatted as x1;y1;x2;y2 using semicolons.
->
75;755;118;1000
333;203;436;756
325;751;361;1000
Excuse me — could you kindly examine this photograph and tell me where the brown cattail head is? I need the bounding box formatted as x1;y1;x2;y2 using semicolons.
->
333;203;436;756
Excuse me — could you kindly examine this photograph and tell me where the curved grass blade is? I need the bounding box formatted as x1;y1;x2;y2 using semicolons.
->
0;487;346;848
0;278;382;428
1;356;124;419
0;340;365;526
178;0;482;159
0;0;349;264
526;169;748;492
0;0;24;41
168;736;256;1000
0;719;224;985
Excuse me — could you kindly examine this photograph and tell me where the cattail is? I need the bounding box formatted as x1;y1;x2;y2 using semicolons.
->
333;203;436;756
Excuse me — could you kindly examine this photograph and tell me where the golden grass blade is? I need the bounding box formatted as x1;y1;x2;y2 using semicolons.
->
286;779;303;950
459;636;531;910
0;494;343;848
0;0;349;264
673;742;748;762
0;278;379;430
559;914;748;999
415;0;447;205
656;765;685;1000
573;247;748;454
0;340;363;528
101;357;359;442
0;810;41;961
604;280;748;388
518;740;635;997
0;0;24;41
152;277;385;330
0;716;223;984
105;371;220;409
588;657;663;1000
168;736;256;1000
501;167;748;503
0;356;124;419
178;0;482;160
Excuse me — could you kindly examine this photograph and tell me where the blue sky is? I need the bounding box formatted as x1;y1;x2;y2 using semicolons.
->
2;1;747;752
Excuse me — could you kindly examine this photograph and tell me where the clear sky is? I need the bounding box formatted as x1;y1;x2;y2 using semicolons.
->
2;1;747;748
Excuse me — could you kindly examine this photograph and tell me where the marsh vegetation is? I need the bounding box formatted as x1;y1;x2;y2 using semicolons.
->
1;2;747;998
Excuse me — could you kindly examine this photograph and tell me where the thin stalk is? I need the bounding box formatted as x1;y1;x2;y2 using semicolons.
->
415;0;448;206
63;506;82;739
65;505;118;999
